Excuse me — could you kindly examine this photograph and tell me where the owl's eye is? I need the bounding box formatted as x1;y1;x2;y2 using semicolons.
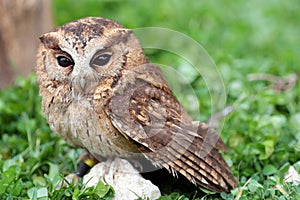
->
57;56;74;68
91;53;112;67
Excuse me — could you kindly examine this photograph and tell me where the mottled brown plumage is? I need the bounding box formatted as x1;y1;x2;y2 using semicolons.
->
36;17;237;193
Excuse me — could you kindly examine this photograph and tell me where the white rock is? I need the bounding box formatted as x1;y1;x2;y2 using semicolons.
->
284;161;300;186
83;158;161;200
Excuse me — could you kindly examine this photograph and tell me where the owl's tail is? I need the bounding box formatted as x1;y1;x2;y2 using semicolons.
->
147;122;238;193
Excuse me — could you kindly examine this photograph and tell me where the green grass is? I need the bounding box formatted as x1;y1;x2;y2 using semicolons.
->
1;0;300;199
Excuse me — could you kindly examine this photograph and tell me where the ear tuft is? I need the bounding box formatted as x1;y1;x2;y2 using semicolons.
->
39;33;60;50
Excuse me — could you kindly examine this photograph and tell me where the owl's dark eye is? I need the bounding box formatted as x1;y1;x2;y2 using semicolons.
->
57;56;74;68
91;53;112;67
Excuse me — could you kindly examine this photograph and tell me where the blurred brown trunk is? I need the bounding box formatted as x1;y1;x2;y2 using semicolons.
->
0;0;53;89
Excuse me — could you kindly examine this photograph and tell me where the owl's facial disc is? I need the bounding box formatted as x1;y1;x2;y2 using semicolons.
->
39;17;145;95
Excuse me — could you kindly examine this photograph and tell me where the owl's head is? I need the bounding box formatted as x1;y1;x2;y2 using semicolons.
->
36;17;147;93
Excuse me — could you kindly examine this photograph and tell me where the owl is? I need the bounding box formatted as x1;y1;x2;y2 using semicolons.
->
36;17;237;193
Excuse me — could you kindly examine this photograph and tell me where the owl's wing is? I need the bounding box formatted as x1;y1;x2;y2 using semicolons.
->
104;64;237;193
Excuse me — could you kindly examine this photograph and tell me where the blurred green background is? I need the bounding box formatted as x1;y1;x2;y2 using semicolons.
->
53;0;300;119
53;0;300;74
0;0;300;199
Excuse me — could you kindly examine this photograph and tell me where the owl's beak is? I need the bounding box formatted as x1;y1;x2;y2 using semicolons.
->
71;66;99;93
79;78;86;90
71;66;87;91
72;74;98;94
71;76;87;93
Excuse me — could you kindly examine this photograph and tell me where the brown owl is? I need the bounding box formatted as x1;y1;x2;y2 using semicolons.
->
36;17;237;193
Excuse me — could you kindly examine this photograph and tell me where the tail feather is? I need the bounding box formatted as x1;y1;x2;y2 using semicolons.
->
146;123;238;193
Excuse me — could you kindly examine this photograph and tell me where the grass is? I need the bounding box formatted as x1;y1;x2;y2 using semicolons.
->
1;0;300;199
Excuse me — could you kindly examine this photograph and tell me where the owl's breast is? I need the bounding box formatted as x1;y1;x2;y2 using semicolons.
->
69;101;136;158
55;97;139;159
41;80;140;159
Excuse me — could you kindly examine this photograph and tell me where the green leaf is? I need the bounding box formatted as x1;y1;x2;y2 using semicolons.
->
49;175;63;192
247;179;263;193
93;179;114;198
27;187;48;200
37;187;48;199
258;140;275;160
12;179;23;196
198;186;216;194
0;165;21;194
27;187;38;199
72;185;80;199
263;165;277;176
47;162;60;179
